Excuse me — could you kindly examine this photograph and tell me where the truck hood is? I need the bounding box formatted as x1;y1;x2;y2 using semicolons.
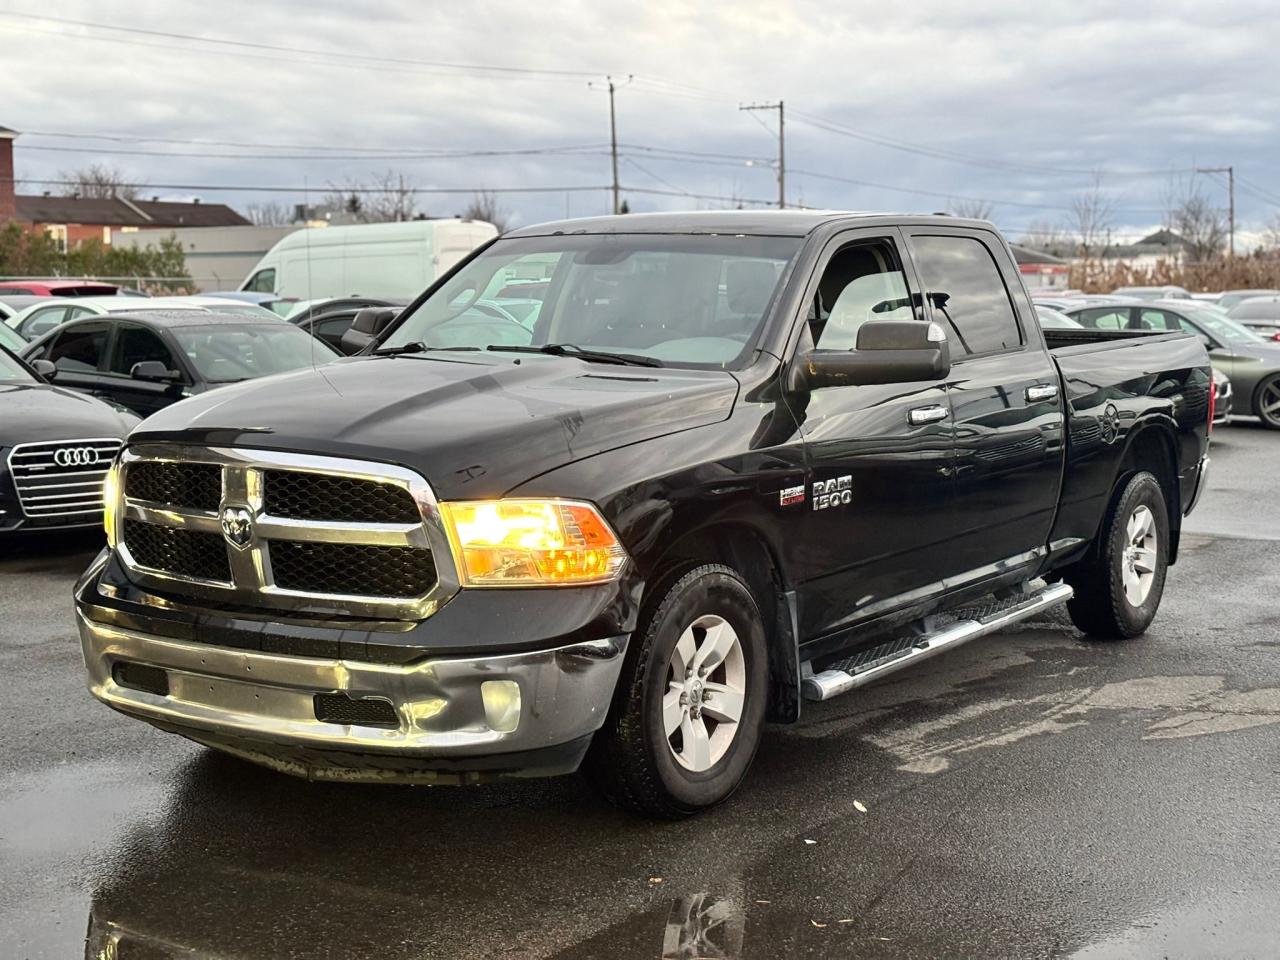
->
0;381;138;447
130;354;739;498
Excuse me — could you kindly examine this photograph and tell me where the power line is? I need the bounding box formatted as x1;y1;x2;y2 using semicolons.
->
0;11;601;78
16;142;611;162
7;177;609;196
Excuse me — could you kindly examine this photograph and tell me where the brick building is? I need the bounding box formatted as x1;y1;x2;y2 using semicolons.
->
0;125;249;249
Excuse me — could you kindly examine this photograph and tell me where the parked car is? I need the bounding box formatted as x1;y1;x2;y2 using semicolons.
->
0;295;44;323
6;296;213;340
1110;285;1191;300
0;344;138;534
196;290;296;315
285;296;406;325
240;219;499;300
293;299;409;352
1226;295;1280;340
1211;369;1233;425
1034;305;1082;329
0;279;119;297
1064;298;1280;427
78;211;1210;817
21;310;339;417
169;296;281;320
1217;289;1280;312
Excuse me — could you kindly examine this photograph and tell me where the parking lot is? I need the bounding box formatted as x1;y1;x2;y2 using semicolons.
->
0;421;1272;959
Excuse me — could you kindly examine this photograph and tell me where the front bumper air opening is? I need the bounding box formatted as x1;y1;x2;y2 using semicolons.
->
313;693;400;728
112;661;170;697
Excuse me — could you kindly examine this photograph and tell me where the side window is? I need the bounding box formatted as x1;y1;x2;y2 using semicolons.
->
1138;309;1182;332
245;268;276;293
111;326;179;377
911;235;1022;355
1078;307;1129;330
24;305;71;338
811;240;916;351
47;322;109;373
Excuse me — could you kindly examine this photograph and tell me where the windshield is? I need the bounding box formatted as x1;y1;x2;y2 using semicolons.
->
1184;307;1263;344
381;234;803;368
0;346;36;383
171;324;339;383
0;322;27;353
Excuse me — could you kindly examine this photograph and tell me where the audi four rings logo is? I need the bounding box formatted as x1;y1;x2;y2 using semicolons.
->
53;447;100;468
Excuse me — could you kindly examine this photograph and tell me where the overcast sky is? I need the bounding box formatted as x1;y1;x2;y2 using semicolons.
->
3;1;1278;243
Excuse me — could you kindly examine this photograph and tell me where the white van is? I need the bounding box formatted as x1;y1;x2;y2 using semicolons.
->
239;219;498;299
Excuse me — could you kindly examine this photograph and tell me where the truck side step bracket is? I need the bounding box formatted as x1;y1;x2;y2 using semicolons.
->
801;581;1074;701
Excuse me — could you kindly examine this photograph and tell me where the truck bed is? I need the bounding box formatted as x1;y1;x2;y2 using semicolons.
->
1042;327;1181;353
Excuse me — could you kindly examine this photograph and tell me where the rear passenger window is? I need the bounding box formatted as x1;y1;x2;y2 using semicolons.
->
1138;309;1185;332
911;235;1022;355
48;323;109;373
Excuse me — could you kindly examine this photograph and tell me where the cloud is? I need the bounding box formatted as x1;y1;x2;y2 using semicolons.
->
2;0;1276;240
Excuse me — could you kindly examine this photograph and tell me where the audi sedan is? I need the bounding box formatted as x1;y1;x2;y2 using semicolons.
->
0;344;138;534
20;310;341;418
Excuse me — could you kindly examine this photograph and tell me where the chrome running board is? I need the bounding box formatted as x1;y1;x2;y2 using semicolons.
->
801;582;1073;701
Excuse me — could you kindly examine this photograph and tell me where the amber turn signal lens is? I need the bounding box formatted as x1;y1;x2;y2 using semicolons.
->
439;499;627;586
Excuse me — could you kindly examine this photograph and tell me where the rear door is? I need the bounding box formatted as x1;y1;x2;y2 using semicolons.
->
790;227;958;640
903;228;1065;588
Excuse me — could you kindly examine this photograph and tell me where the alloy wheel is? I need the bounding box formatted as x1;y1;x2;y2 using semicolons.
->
663;614;746;773
1259;379;1280;427
1122;505;1158;606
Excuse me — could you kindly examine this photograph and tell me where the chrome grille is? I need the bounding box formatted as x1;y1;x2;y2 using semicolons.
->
7;437;123;522
115;445;458;620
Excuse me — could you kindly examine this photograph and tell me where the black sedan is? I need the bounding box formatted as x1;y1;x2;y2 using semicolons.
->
20;310;340;418
1064;298;1280;428
0;344;139;534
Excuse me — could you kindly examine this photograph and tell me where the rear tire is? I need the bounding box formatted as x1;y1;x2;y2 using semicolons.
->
585;564;768;819
1253;374;1280;430
1064;471;1169;640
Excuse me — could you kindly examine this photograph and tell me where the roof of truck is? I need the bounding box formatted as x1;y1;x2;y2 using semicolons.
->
506;210;985;238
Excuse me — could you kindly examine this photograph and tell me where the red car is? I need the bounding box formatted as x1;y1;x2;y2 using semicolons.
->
0;280;119;296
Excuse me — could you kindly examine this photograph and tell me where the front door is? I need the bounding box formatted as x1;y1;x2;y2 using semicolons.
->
789;228;957;643
42;320;112;397
101;323;188;416
904;228;1065;586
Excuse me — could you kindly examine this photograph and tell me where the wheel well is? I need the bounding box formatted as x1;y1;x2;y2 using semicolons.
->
646;524;799;723
1117;425;1181;563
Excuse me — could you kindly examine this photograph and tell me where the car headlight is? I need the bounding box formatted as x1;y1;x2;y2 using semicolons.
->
439;499;627;586
103;458;121;548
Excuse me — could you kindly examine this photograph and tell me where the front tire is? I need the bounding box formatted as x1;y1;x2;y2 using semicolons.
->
1064;471;1169;640
1253;374;1280;430
585;564;768;818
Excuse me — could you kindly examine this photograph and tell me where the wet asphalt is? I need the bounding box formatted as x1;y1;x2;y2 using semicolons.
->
2;424;1278;960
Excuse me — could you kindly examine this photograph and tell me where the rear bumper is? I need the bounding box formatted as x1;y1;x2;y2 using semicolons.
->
78;609;628;783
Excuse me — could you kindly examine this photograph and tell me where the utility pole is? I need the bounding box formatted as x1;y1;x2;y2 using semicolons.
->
608;77;620;215
1195;165;1235;257
740;100;785;209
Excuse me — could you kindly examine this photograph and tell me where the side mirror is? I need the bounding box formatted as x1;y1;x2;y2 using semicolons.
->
340;307;398;355
30;358;57;381
131;360;180;383
796;320;951;389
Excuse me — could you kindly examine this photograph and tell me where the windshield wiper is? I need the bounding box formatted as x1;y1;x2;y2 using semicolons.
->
485;343;663;368
372;342;480;357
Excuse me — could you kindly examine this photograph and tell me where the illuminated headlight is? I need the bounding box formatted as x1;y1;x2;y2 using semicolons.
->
102;458;122;548
439;499;627;586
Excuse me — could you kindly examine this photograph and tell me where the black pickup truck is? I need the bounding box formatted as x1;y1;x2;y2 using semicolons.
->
75;212;1212;817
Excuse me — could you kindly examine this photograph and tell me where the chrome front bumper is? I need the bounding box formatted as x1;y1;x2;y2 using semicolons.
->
78;610;628;782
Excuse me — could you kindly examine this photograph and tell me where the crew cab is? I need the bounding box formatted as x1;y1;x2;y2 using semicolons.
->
74;212;1212;817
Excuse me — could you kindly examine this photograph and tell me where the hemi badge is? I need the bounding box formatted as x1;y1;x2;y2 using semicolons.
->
779;485;806;507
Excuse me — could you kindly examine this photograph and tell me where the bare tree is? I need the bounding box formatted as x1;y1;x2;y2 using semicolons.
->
245;201;292;226
947;198;995;220
325;170;419;223
1263;212;1280;252
58;163;139;200
1067;174;1117;258
460;191;511;233
1019;219;1071;251
1171;187;1229;262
